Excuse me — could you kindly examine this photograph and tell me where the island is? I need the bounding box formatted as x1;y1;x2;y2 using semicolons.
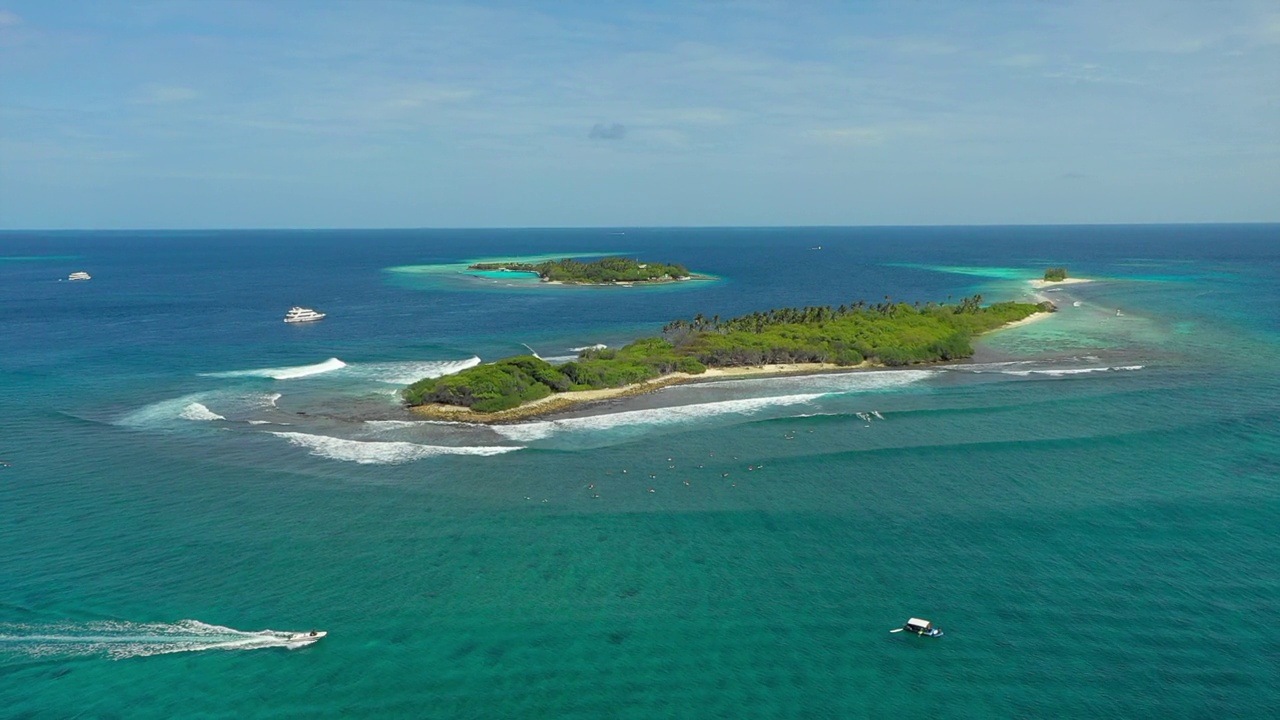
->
467;256;695;284
1043;267;1068;282
405;295;1051;422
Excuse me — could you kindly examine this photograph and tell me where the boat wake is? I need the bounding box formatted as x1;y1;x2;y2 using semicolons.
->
201;357;347;380
270;431;522;464
0;620;321;661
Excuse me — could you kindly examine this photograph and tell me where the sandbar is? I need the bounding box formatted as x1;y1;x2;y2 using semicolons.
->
1028;277;1093;289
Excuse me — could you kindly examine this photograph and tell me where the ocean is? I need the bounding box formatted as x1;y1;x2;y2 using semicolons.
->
1;225;1277;718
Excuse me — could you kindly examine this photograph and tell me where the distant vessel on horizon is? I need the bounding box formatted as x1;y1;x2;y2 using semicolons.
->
283;306;326;323
67;271;91;281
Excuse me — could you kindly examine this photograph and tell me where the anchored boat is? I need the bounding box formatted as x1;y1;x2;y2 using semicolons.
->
284;306;326;323
899;618;943;637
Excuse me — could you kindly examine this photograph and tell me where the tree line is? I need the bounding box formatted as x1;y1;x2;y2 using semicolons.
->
404;295;1046;412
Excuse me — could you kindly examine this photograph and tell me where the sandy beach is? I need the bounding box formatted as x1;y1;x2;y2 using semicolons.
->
410;362;861;423
1029;277;1093;289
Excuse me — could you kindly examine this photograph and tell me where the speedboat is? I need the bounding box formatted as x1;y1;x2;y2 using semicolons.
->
67;271;91;281
284;306;326;323
286;630;326;642
902;618;943;637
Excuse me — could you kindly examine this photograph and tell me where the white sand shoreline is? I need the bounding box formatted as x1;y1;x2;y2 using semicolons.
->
409;305;1057;424
1029;277;1093;289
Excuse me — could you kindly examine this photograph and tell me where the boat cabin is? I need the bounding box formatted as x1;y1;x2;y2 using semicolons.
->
903;618;942;636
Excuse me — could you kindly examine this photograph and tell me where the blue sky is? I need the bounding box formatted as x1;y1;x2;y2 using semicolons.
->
1;1;1277;229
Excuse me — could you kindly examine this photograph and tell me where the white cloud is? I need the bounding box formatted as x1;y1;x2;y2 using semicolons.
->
0;10;21;27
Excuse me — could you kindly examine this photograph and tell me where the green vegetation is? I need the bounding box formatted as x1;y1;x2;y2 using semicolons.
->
468;256;691;284
405;296;1045;412
1043;267;1068;282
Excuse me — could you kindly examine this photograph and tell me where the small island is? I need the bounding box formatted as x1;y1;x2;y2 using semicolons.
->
405;295;1050;422
467;256;695;284
1043;267;1068;282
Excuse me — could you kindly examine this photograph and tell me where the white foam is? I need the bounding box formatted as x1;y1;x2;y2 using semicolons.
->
697;368;936;394
179;402;225;421
120;391;285;430
339;356;481;385
203;357;347;380
270;431;521;464
491;393;826;443
0;620;320;661
570;344;608;352
1002;365;1144;377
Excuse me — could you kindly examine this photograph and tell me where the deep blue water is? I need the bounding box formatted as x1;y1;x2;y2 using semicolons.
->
1;225;1278;718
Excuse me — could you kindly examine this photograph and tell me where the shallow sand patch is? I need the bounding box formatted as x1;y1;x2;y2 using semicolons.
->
1029;277;1094;289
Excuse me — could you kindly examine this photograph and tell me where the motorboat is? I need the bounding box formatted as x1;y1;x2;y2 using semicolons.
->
67;271;91;281
284;306;326;323
901;618;943;637
287;630;326;642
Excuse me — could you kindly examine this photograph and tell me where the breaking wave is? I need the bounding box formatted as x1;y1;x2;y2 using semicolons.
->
1000;365;1144;377
202;358;347;380
201;357;479;385
0;620;322;661
270;431;522;464
336;357;480;385
491;393;827;443
178;402;224;421
119;392;280;430
570;344;608;352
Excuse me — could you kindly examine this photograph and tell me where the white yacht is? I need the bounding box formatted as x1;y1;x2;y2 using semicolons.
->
67;271;92;281
283;306;326;323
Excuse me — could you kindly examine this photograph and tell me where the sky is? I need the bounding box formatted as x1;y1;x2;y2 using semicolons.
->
1;1;1277;229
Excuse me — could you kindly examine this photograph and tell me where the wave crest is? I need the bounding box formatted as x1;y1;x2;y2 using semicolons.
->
202;358;347;380
271;431;521;464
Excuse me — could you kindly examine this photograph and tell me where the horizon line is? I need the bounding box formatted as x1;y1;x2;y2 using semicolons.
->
3;221;1277;233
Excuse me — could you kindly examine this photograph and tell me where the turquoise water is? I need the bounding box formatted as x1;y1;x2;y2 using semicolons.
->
1;226;1278;717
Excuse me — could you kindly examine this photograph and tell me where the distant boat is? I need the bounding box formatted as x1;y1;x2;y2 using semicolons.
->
895;618;943;637
67;271;91;281
286;630;326;642
284;306;326;323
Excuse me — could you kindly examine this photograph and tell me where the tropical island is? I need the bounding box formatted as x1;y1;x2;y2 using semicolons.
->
467;256;695;284
1043;267;1068;282
405;295;1051;422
